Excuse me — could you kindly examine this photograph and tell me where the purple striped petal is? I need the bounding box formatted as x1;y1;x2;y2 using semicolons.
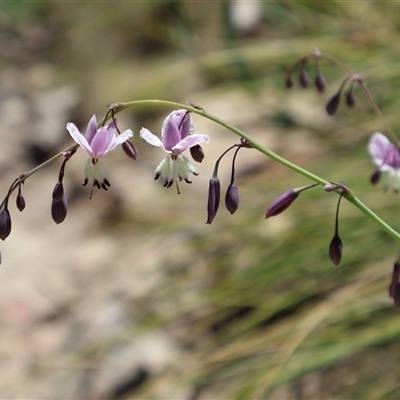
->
90;127;114;158
105;129;133;153
368;133;393;166
67;122;95;157
171;134;209;155
140;128;165;150
86;115;98;145
162;111;182;151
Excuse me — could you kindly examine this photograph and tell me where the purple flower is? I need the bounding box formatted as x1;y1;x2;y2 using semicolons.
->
140;110;209;190
67;115;133;194
368;132;400;191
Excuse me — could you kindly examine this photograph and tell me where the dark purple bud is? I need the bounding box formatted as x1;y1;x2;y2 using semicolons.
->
315;73;326;93
329;234;343;266
51;195;67;224
52;182;64;202
285;75;294;89
122;141;138;160
16;193;25;212
346;91;355;108
0;208;11;241
225;183;239;214
190;144;205;163
266;184;318;219
389;260;400;298
266;189;299;219
206;178;220;224
370;169;381;185
393;283;400;308
326;92;341;116
299;70;310;88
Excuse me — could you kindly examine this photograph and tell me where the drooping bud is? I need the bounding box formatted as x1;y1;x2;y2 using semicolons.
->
315;73;326;93
266;184;318;219
266;189;299;219
0;208;12;241
285;75;294;89
329;234;343;266
393;283;400;308
16;189;26;212
326;92;341;116
370;169;381;185
190;144;205;163
346;90;355;108
52;182;64;202
122;141;138;160
51;195;67;224
299;70;310;88
225;182;239;214
206;177;220;224
389;259;400;299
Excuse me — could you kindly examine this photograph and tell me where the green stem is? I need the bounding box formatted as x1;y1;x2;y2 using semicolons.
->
109;99;400;242
3;98;400;243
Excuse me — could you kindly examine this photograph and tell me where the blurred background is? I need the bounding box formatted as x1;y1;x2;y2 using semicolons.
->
0;1;400;399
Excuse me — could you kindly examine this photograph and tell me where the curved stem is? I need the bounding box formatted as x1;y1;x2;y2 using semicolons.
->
110;100;400;242
2;98;399;244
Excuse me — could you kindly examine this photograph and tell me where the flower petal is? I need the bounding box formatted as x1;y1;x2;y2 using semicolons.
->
90;127;114;158
176;110;193;139
171;134;209;155
86;115;98;145
66;122;94;157
105;129;133;153
368;132;393;166
140;128;165;150
161;111;182;151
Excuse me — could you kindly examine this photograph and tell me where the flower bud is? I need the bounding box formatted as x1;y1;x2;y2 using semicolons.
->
323;183;337;192
122;141;138;160
52;182;64;202
225;183;239;214
0;208;11;241
266;184;317;219
266;189;299;219
206;178;220;224
346;91;355;108
326;92;341;116
16;193;26;212
370;169;381;185
389;260;400;299
299;70;310;88
51;195;67;224
393;283;400;308
329;234;343;266
315;73;326;93
190;144;205;163
285;75;294;89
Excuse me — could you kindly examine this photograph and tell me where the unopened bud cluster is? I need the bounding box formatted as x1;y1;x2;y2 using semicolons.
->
286;48;359;116
206;139;250;224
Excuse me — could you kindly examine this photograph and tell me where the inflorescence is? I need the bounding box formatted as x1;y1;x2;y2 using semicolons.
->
0;49;400;307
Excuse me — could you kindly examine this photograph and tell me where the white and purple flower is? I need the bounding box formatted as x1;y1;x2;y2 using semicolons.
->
67;115;133;195
368;132;400;191
140;110;209;192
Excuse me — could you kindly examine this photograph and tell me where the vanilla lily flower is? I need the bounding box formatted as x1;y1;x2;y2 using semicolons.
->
140;110;209;192
67;115;133;196
368;132;400;191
